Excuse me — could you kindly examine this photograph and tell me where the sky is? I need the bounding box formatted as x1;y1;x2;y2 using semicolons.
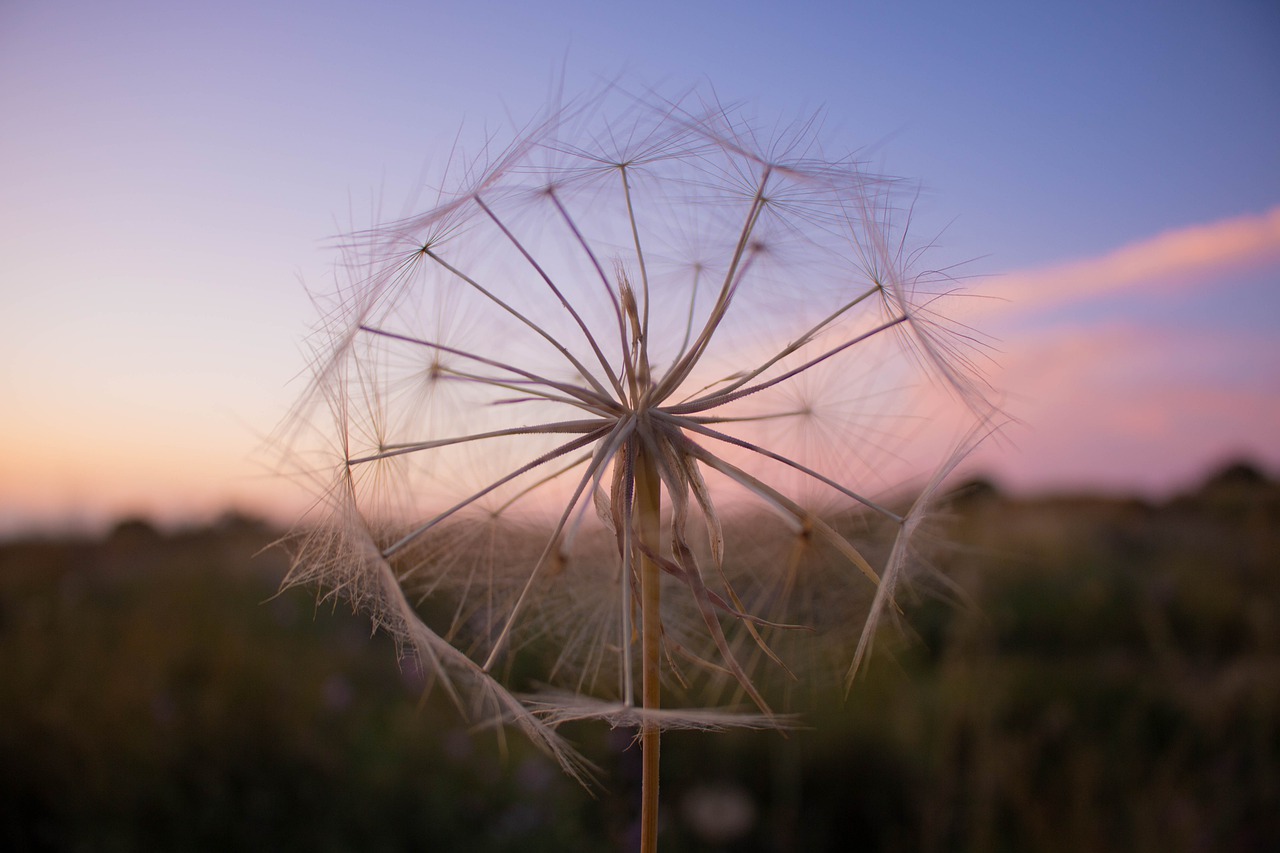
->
1;0;1277;535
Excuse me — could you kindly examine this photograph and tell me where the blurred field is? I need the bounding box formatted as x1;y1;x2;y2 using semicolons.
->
2;464;1277;852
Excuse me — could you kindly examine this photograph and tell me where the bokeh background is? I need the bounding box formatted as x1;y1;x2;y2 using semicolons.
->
2;1;1277;850
2;0;1277;533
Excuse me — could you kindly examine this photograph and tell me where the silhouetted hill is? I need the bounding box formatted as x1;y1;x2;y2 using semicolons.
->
1169;457;1280;522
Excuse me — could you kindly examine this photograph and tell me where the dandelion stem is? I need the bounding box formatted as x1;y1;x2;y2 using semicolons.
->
635;438;663;853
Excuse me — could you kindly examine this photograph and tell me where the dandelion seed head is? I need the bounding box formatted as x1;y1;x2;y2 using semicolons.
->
282;86;995;778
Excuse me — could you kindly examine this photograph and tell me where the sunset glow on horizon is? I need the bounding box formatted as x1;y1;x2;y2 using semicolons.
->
2;1;1277;535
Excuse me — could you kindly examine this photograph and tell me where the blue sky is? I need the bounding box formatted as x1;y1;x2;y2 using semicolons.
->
2;0;1277;532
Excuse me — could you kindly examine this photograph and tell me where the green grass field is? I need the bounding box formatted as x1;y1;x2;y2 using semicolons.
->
2;464;1276;851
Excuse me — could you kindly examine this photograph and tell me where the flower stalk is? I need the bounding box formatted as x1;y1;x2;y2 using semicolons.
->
635;440;663;853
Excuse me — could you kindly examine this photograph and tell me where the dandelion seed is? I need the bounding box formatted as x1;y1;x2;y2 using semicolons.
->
282;87;994;849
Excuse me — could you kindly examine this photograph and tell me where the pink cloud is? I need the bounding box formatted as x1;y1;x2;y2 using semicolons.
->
967;323;1280;494
983;205;1280;316
940;207;1280;493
